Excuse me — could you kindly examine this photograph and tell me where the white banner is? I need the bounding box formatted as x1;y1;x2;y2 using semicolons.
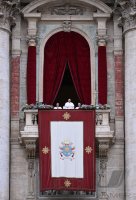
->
51;121;83;178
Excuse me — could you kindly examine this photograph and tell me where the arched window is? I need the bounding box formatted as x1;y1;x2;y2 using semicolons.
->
43;31;91;105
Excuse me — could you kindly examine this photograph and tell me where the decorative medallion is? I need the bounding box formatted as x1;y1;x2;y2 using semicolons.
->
42;146;50;154
64;179;71;188
62;112;71;120
85;146;92;154
59;140;75;160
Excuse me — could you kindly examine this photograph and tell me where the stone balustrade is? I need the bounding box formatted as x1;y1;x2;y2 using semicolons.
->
20;109;114;158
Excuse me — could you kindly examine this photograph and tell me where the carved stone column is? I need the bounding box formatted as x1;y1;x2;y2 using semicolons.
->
0;1;19;200
117;1;136;199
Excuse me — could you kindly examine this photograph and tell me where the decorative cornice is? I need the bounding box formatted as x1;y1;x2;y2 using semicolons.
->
115;0;136;33
22;0;112;14
0;0;20;31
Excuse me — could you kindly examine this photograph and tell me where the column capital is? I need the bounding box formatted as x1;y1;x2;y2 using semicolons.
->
0;0;20;31
26;35;37;46
115;0;136;33
96;35;108;46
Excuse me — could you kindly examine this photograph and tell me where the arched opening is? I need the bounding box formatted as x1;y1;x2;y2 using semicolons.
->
43;31;91;106
54;63;80;107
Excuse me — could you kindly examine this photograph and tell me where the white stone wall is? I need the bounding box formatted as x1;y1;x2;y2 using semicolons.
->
0;29;10;200
125;30;136;200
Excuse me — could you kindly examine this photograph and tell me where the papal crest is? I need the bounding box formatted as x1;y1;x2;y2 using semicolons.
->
59;140;75;161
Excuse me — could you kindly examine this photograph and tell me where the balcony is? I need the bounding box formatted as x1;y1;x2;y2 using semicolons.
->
20;109;114;158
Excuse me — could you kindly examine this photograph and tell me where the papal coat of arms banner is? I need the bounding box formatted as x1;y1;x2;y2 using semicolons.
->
38;110;96;191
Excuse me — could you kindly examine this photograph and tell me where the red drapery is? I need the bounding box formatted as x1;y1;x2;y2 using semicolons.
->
27;46;36;104
98;46;107;104
67;32;91;104
39;110;96;191
43;31;91;105
43;33;67;104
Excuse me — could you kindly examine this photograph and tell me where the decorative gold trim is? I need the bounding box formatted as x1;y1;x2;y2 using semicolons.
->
62;112;71;120
42;146;50;154
85;146;92;154
64;179;71;188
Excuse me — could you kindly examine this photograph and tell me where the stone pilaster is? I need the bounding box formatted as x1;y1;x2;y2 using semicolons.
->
24;13;41;103
93;13;110;104
117;1;136;199
0;1;19;199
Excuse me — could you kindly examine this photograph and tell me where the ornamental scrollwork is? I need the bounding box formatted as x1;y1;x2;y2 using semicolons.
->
114;0;136;32
0;0;20;30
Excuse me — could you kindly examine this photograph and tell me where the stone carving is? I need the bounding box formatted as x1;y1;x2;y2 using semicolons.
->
27;159;35;199
114;0;136;32
96;35;108;46
98;142;109;200
99;141;110;158
0;0;20;30
26;36;37;46
50;4;84;15
31;113;38;125
96;113;103;125
25;140;37;159
63;20;72;32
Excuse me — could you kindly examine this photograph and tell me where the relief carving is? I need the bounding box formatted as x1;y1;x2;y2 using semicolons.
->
115;0;136;32
63;20;72;32
27;159;35;199
0;0;20;30
50;4;84;15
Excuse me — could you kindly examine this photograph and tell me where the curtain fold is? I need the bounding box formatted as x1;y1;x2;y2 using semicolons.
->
66;32;91;104
43;32;67;104
27;46;36;104
43;31;91;105
98;46;107;104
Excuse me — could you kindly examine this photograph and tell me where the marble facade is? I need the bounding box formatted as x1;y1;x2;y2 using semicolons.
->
0;0;135;199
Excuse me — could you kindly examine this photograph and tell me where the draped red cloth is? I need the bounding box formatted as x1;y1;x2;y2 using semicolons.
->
27;46;36;104
43;31;91;105
39;110;96;191
98;46;107;104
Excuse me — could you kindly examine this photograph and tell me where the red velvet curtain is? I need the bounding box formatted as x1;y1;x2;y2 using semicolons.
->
98;46;107;104
27;46;36;104
43;32;67;104
43;31;91;104
67;32;91;104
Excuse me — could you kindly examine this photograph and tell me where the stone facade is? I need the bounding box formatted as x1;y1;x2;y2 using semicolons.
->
1;0;135;199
